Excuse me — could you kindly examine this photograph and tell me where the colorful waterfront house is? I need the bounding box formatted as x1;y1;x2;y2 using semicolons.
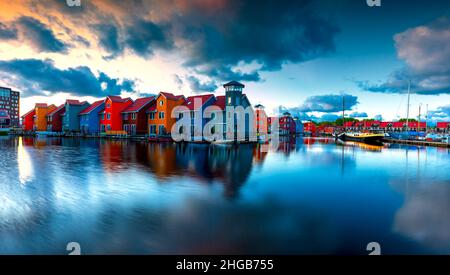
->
437;122;450;133
21;109;36;131
62;100;90;132
46;104;65;132
122;96;156;135
278;112;296;136
223;81;253;141
78;100;105;135
303;122;317;136
34;103;57;131
0;109;10;128
254;104;268;138
293;117;304;134
175;94;216;141
148;92;185;137
100;95;133;133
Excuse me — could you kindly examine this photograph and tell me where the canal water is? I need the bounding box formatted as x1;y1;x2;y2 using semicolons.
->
0;136;449;254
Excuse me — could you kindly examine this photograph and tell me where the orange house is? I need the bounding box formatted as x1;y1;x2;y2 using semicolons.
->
34;103;56;131
148;92;185;136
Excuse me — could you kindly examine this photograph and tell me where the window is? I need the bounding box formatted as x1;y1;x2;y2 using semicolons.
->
107;124;111;131
228;97;231;104
102;113;105;120
107;103;111;108
159;112;165;119
159;100;164;106
149;125;156;134
101;125;106;132
107;113;111;120
158;125;165;135
149;112;155;120
179;113;183;119
131;113;137;120
123;113;128;120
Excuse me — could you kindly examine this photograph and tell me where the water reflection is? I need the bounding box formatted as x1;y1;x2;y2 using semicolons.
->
0;137;449;254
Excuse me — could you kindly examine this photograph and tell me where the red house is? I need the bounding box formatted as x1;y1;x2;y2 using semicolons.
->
46;104;65;132
21;109;36;131
303;122;317;136
437;122;450;132
122;96;156;135
99;96;133;133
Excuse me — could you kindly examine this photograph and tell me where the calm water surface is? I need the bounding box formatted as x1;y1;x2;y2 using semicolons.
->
0;136;449;254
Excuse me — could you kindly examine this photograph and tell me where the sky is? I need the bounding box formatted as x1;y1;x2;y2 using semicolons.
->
0;0;449;123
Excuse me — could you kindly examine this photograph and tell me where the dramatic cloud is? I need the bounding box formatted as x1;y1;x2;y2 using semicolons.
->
319;114;340;122
359;17;450;95
16;16;68;53
92;23;122;59
0;22;17;40
124;20;173;58
295;94;358;113
0;59;134;98
349;111;368;118
374;114;383;121
186;75;218;93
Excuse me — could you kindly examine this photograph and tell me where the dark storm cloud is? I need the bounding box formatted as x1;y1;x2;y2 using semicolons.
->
92;23;122;58
16;16;69;53
174;0;339;81
349;111;368;118
186;75;218;93
358;17;450;95
124;20;173;58
0;22;18;40
296;94;358;113
0;59;134;98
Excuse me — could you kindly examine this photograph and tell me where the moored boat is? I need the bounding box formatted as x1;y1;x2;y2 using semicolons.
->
337;132;384;144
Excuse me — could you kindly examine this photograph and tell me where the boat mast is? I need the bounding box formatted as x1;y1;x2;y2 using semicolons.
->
342;95;345;132
406;80;411;132
418;104;421;132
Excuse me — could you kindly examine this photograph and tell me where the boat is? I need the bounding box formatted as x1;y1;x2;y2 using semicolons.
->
337;132;384;144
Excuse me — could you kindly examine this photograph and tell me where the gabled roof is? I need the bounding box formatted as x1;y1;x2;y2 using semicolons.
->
122;96;155;113
21;108;36;118
107;95;132;103
47;104;65;117
223;81;244;88
35;103;48;108
159;92;185;101
182;94;214;110
79;100;104;115
146;105;157;113
214;96;226;110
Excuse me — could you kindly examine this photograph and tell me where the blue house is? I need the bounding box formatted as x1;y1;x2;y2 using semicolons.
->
78;100;105;135
175;94;216;142
62;100;90;132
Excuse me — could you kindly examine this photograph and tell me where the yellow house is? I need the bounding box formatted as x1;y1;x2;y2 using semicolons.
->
34;103;56;131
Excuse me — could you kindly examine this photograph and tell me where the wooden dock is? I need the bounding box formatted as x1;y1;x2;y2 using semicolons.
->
384;138;450;148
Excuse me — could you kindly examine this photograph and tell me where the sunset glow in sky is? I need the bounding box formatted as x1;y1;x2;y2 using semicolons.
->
0;0;449;122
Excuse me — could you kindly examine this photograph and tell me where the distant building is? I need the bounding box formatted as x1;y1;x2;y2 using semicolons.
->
122;96;156;135
0;87;20;127
437;122;450;133
223;81;253;141
279;112;296;136
254;104;268;138
34;103;56;131
303;122;316;136
46;104;65;132
79;100;105;135
62;100;90;132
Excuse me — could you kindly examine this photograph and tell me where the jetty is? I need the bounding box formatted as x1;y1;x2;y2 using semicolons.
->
384;138;450;148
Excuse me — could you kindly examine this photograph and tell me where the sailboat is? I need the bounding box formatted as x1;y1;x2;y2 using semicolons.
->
388;80;422;140
336;95;384;144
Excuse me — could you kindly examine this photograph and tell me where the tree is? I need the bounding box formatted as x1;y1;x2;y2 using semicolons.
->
335;117;358;126
398;118;418;122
